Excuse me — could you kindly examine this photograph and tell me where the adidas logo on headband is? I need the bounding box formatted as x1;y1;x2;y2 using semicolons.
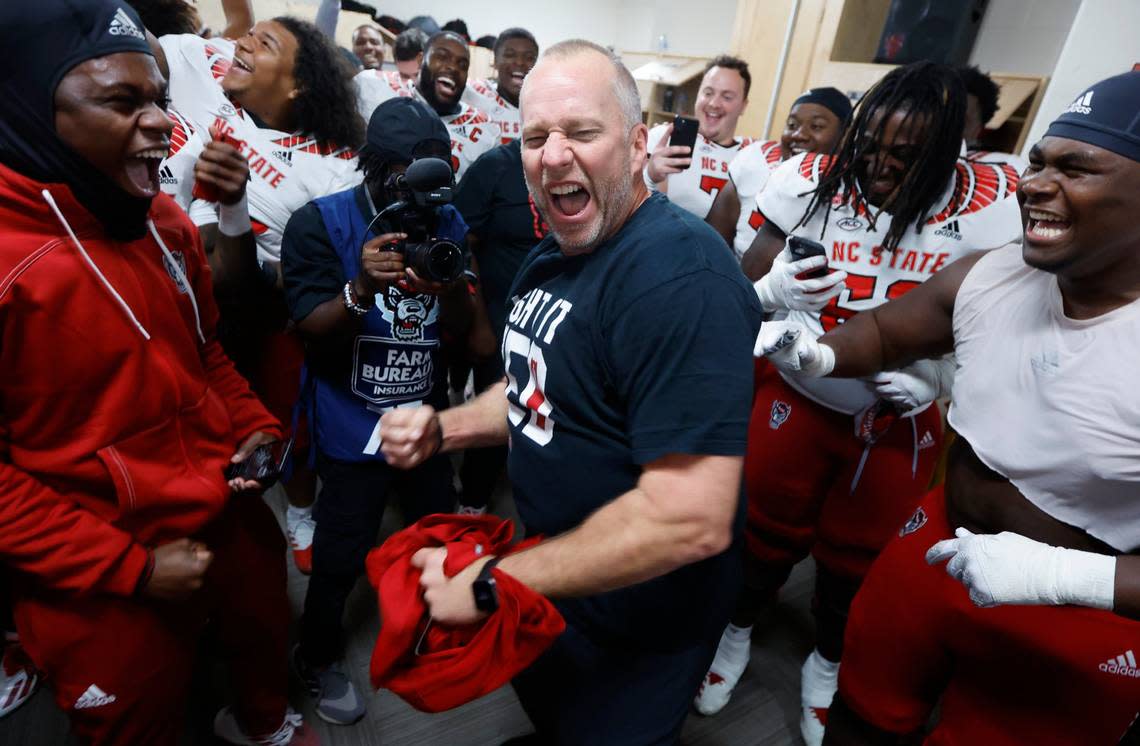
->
1064;90;1094;116
108;7;144;40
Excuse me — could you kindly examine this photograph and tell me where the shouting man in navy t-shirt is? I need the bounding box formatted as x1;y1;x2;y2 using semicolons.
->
381;39;764;744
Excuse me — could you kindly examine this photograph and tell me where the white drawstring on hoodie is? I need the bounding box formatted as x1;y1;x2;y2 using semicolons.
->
148;219;205;344
42;189;205;344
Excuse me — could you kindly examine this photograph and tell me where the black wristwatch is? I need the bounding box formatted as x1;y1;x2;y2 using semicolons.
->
472;556;503;614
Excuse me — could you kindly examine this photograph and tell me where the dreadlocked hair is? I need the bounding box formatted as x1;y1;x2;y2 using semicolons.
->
273;17;366;150
356;146;394;184
796;61;966;253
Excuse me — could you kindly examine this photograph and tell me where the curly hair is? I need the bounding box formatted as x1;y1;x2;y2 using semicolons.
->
126;0;200;36
957;65;1000;126
272;16;365;149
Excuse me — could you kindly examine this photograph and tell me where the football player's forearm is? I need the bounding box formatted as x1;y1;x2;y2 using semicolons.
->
1114;555;1140;621
820;310;891;378
439;381;509;450
207;228;261;296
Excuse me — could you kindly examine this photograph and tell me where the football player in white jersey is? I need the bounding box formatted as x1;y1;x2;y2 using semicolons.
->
757;70;1140;746
644;55;752;219
694;63;1023;744
157;20;362;265
357;31;499;181
957;65;1028;171
462;28;539;144
351;23;384;70
156;17;365;576
706;87;850;258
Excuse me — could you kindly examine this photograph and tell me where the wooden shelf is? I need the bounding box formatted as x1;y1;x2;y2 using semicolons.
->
623;51;711;125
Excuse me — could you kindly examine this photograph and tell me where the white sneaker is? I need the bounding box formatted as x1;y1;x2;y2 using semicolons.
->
693;625;751;716
286;508;316;575
214;705;319;745
799;649;839;746
0;636;38;719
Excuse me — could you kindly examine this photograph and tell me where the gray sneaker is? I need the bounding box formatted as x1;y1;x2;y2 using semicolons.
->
292;645;366;725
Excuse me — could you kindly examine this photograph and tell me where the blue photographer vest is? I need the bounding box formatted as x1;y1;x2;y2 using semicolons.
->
309;185;467;462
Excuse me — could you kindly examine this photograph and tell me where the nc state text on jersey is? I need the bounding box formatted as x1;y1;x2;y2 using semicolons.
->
212;117;287;188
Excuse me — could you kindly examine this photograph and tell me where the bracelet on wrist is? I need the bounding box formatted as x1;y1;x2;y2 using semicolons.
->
343;281;373;317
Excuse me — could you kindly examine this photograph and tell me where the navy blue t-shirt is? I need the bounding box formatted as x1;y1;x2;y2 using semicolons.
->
503;193;764;649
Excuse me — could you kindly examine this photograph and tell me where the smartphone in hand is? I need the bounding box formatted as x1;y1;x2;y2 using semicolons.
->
787;236;829;279
224;438;291;489
668;115;700;169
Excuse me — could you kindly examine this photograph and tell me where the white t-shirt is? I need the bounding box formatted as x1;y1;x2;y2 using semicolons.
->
760;151;1023;414
949;244;1140;552
355;71;500;181
159;34;360;263
645;123;752;220
462;78;520;144
726;139;783;258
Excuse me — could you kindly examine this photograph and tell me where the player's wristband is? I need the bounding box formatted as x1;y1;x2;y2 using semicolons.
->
1057;548;1116;610
217;193;252;237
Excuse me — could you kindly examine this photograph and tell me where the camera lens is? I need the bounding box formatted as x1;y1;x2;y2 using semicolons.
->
424;239;464;283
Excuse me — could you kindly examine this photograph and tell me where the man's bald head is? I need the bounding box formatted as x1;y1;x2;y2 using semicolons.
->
524;39;641;130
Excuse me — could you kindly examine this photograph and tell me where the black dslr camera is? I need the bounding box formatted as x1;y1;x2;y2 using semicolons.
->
366;157;466;284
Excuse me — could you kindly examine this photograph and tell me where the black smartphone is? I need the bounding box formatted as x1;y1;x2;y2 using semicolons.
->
668;115;700;169
224;438;291;488
787;235;829;279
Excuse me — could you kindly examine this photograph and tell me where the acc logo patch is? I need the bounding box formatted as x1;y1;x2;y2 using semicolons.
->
837;217;863;231
899;506;928;537
769;400;791;430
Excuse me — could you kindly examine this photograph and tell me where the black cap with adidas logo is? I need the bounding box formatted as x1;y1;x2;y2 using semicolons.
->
1045;71;1140;164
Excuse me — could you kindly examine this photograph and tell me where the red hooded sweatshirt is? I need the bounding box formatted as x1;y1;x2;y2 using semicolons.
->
367;514;564;712
0;162;280;597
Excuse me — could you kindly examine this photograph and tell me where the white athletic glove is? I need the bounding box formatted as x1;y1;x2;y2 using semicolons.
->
925;527;1116;610
753;246;847;313
754;320;835;378
869;357;955;411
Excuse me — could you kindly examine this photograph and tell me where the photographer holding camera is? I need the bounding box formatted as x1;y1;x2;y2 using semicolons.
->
281;97;474;725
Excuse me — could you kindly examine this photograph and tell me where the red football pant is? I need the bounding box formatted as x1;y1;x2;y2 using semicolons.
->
14;497;290;746
841;486;1140;744
745;361;943;581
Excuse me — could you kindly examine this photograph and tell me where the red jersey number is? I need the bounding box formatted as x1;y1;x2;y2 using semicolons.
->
699;175;728;197
819;274;923;332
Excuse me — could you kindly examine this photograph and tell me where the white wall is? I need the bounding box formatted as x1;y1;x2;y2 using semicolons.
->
1022;0;1140;153
968;0;1080;76
196;0;737;57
